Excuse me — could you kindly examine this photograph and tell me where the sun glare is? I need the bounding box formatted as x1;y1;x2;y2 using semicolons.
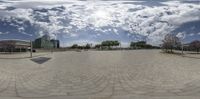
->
90;9;112;27
94;10;110;19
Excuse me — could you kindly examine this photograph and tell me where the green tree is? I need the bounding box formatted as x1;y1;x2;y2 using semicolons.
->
85;43;91;49
101;40;120;49
71;44;78;49
130;41;155;49
113;41;120;47
130;41;146;49
95;44;101;49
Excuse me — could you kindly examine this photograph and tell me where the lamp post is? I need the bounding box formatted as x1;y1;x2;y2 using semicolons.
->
181;34;185;56
120;42;122;50
176;32;185;56
181;40;184;55
30;40;33;58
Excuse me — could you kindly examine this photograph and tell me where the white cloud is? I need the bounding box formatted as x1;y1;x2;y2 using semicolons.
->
70;33;78;37
0;31;9;35
189;33;195;36
176;32;186;39
0;0;199;46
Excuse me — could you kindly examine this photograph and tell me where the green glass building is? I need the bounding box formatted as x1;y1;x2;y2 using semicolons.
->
33;35;60;49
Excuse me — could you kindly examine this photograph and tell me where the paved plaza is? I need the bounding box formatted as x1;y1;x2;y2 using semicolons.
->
0;50;200;99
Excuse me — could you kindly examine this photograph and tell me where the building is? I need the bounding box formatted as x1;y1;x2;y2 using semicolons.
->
0;39;30;52
33;35;53;48
50;39;60;48
33;35;60;49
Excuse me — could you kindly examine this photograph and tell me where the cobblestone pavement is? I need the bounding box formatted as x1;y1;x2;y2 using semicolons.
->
0;50;200;99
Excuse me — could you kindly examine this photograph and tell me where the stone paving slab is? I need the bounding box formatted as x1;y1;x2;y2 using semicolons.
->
0;50;200;98
1;96;200;99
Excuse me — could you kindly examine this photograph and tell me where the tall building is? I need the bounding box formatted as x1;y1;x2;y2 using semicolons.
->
50;40;60;48
33;35;60;48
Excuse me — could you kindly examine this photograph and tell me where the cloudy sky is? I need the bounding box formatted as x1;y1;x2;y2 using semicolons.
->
0;0;199;47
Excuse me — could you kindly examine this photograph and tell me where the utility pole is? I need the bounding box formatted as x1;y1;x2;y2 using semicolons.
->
30;40;32;58
119;41;122;50
181;33;185;56
177;32;185;56
181;39;184;56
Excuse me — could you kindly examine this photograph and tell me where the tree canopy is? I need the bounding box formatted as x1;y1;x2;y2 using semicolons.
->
189;40;200;53
162;34;181;53
130;41;155;49
101;40;120;47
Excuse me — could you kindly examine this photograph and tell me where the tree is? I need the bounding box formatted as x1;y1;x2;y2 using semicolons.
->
95;44;101;49
113;41;120;47
101;41;109;47
85;43;91;49
71;44;78;49
101;40;120;49
130;42;137;49
189;40;200;53
130;41;153;49
136;41;146;48
162;34;181;53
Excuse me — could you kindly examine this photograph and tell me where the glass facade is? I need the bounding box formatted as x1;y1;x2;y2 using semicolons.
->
33;35;60;48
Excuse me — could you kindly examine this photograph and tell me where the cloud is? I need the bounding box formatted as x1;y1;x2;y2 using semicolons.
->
70;33;78;37
0;0;199;46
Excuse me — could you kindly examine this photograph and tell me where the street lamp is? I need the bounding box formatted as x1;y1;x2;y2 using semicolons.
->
176;32;185;56
30;40;33;58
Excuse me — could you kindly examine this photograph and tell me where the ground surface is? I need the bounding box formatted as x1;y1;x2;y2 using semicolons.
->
0;50;200;99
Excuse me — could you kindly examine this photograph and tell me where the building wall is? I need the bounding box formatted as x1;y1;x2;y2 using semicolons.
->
0;40;29;52
57;40;60;48
50;40;60;48
33;38;42;48
41;35;53;48
33;35;59;49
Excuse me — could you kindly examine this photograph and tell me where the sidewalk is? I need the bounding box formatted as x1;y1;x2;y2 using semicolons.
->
0;52;51;59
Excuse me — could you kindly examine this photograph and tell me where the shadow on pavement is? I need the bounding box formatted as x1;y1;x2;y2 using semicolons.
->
183;55;200;59
30;57;51;64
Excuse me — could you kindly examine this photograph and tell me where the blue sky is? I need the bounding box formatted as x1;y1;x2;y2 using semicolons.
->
0;0;200;47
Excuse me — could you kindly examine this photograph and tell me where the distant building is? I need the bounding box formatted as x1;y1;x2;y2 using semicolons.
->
50;40;60;48
0;40;30;52
33;35;60;48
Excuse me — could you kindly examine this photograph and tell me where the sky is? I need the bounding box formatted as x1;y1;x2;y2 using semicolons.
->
0;0;200;47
